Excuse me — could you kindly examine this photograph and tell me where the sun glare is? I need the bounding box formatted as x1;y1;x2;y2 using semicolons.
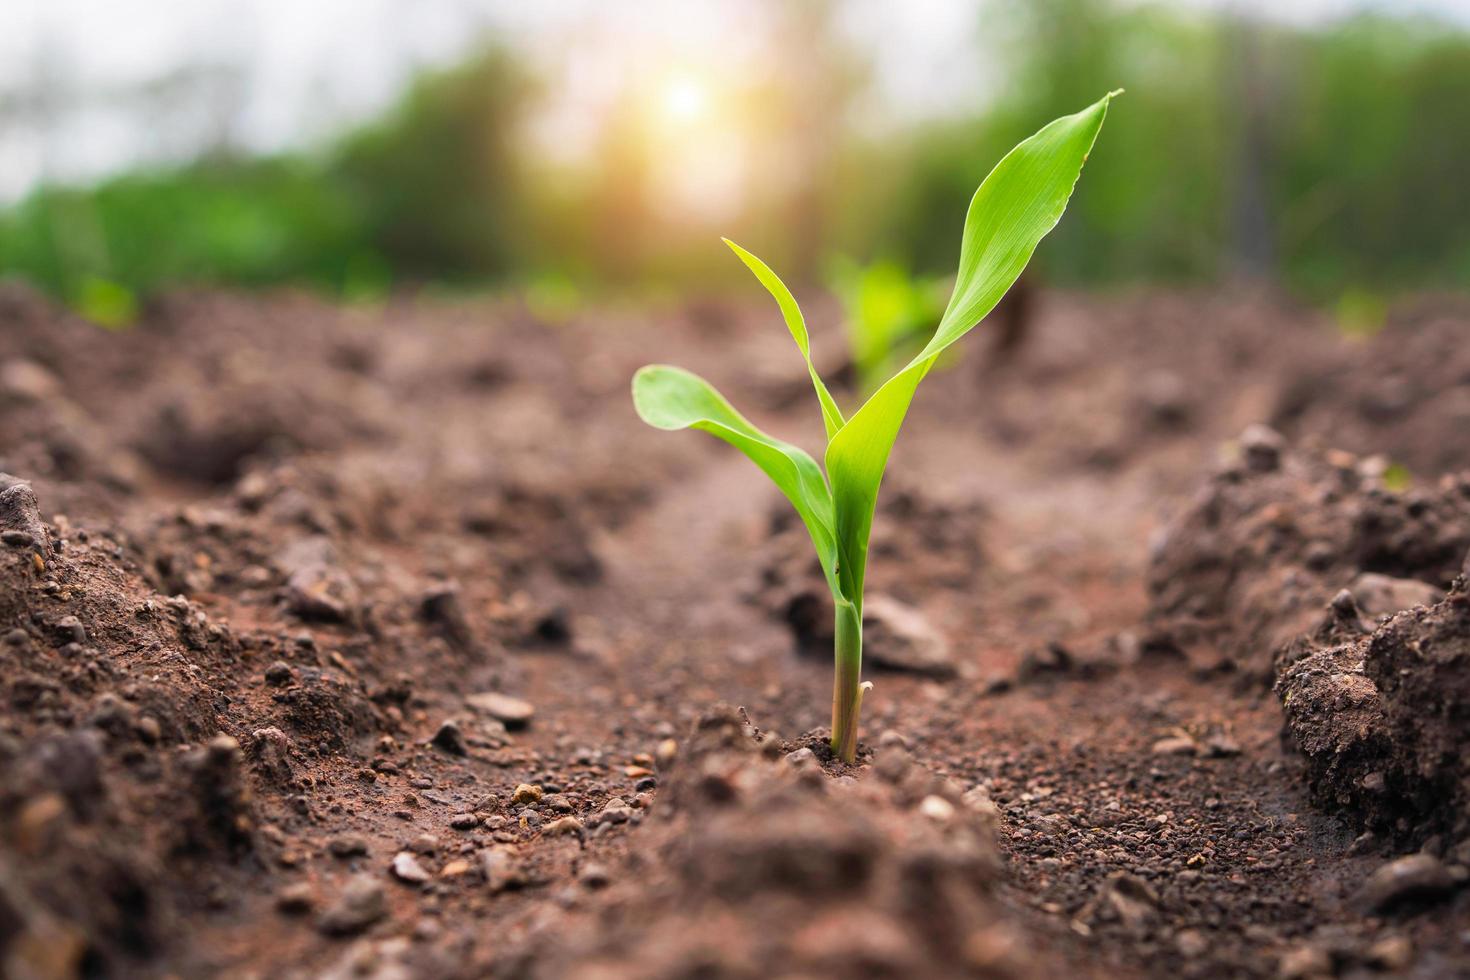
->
661;75;709;123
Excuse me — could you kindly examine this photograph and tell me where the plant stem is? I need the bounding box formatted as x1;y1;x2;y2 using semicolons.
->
830;601;863;763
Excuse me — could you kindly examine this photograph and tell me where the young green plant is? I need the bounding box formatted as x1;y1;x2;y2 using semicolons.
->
633;93;1116;763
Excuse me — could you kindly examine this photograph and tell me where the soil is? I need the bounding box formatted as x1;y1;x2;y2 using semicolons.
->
1;279;1468;978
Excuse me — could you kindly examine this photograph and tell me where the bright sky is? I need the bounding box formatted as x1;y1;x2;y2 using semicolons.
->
0;0;1466;201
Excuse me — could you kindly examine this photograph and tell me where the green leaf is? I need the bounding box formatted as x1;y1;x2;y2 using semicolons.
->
723;239;845;442
826;92;1116;609
632;364;840;594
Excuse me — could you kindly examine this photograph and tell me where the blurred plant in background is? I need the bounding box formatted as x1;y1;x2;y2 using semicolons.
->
0;0;1467;323
826;257;946;394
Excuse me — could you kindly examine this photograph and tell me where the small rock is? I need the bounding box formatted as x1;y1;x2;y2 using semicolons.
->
1364;934;1414;970
512;783;543;805
1151;736;1197;756
579;862;611;889
593;798;634;827
390;851;431;886
918;795;956;822
449;813;480;831
1240;423;1285;473
466;692;534;729
1203;734;1242;758
1357;853;1455;912
1278;944;1331;979
480;847;527;892
318;875;386;935
862;594;954;676
285;552;358;623
440;859;473;878
1018;641;1072;680
655;738;678;769
0;359;61;401
53;616;86;645
783;747;817;769
264;661;295;686
431;720;467;756
1174;928;1208;958
1348;573;1442;618
0;479;51;559
275;882;316;916
543;816;584;837
328;835;370;859
877;730;909;749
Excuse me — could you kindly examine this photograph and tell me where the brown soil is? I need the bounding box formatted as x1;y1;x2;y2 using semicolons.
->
1;280;1468;979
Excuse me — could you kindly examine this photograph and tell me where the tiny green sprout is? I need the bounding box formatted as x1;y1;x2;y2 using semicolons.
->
633;92;1117;763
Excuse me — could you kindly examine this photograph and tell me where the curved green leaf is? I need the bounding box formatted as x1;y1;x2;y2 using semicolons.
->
723;239;845;442
632;364;839;594
826;92;1116;609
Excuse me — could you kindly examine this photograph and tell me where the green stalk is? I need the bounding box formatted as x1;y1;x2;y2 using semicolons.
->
830;601;864;763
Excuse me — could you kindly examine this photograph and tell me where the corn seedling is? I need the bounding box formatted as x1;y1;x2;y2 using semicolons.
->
633;93;1116;762
827;256;947;395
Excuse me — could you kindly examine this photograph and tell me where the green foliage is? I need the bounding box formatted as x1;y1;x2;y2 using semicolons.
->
827;258;946;394
0;46;528;307
633;94;1114;759
0;157;366;301
332;48;531;282
845;3;1470;302
5;7;1467;306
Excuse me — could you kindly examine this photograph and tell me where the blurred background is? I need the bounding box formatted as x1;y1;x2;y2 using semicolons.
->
1;0;1467;328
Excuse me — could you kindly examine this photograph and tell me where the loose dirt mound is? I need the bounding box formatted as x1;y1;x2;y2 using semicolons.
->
1146;431;1470;679
3;281;1470;977
525;705;1051;979
1278;579;1470;846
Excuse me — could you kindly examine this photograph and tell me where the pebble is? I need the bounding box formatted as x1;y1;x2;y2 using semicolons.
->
783;747;817;769
543;794;574;813
449;813;480;830
327;835;369;859
263;661;294;686
1240;423;1285;472
53;616;87;645
1277;944;1331;979
1174;928;1208;958
1365;934;1414;970
318;876;387;935
480;847;527;892
512;783;543;805
1356;853;1455;912
431;720;467;756
862;594;955;676
440;859;473;878
391;851;431;885
543;816;584;837
275;882;315;915
466;691;535;728
1203;734;1242;757
918;795;956;822
1150;736;1197;756
655;738;678;769
877;730;909;749
579;862;611;889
